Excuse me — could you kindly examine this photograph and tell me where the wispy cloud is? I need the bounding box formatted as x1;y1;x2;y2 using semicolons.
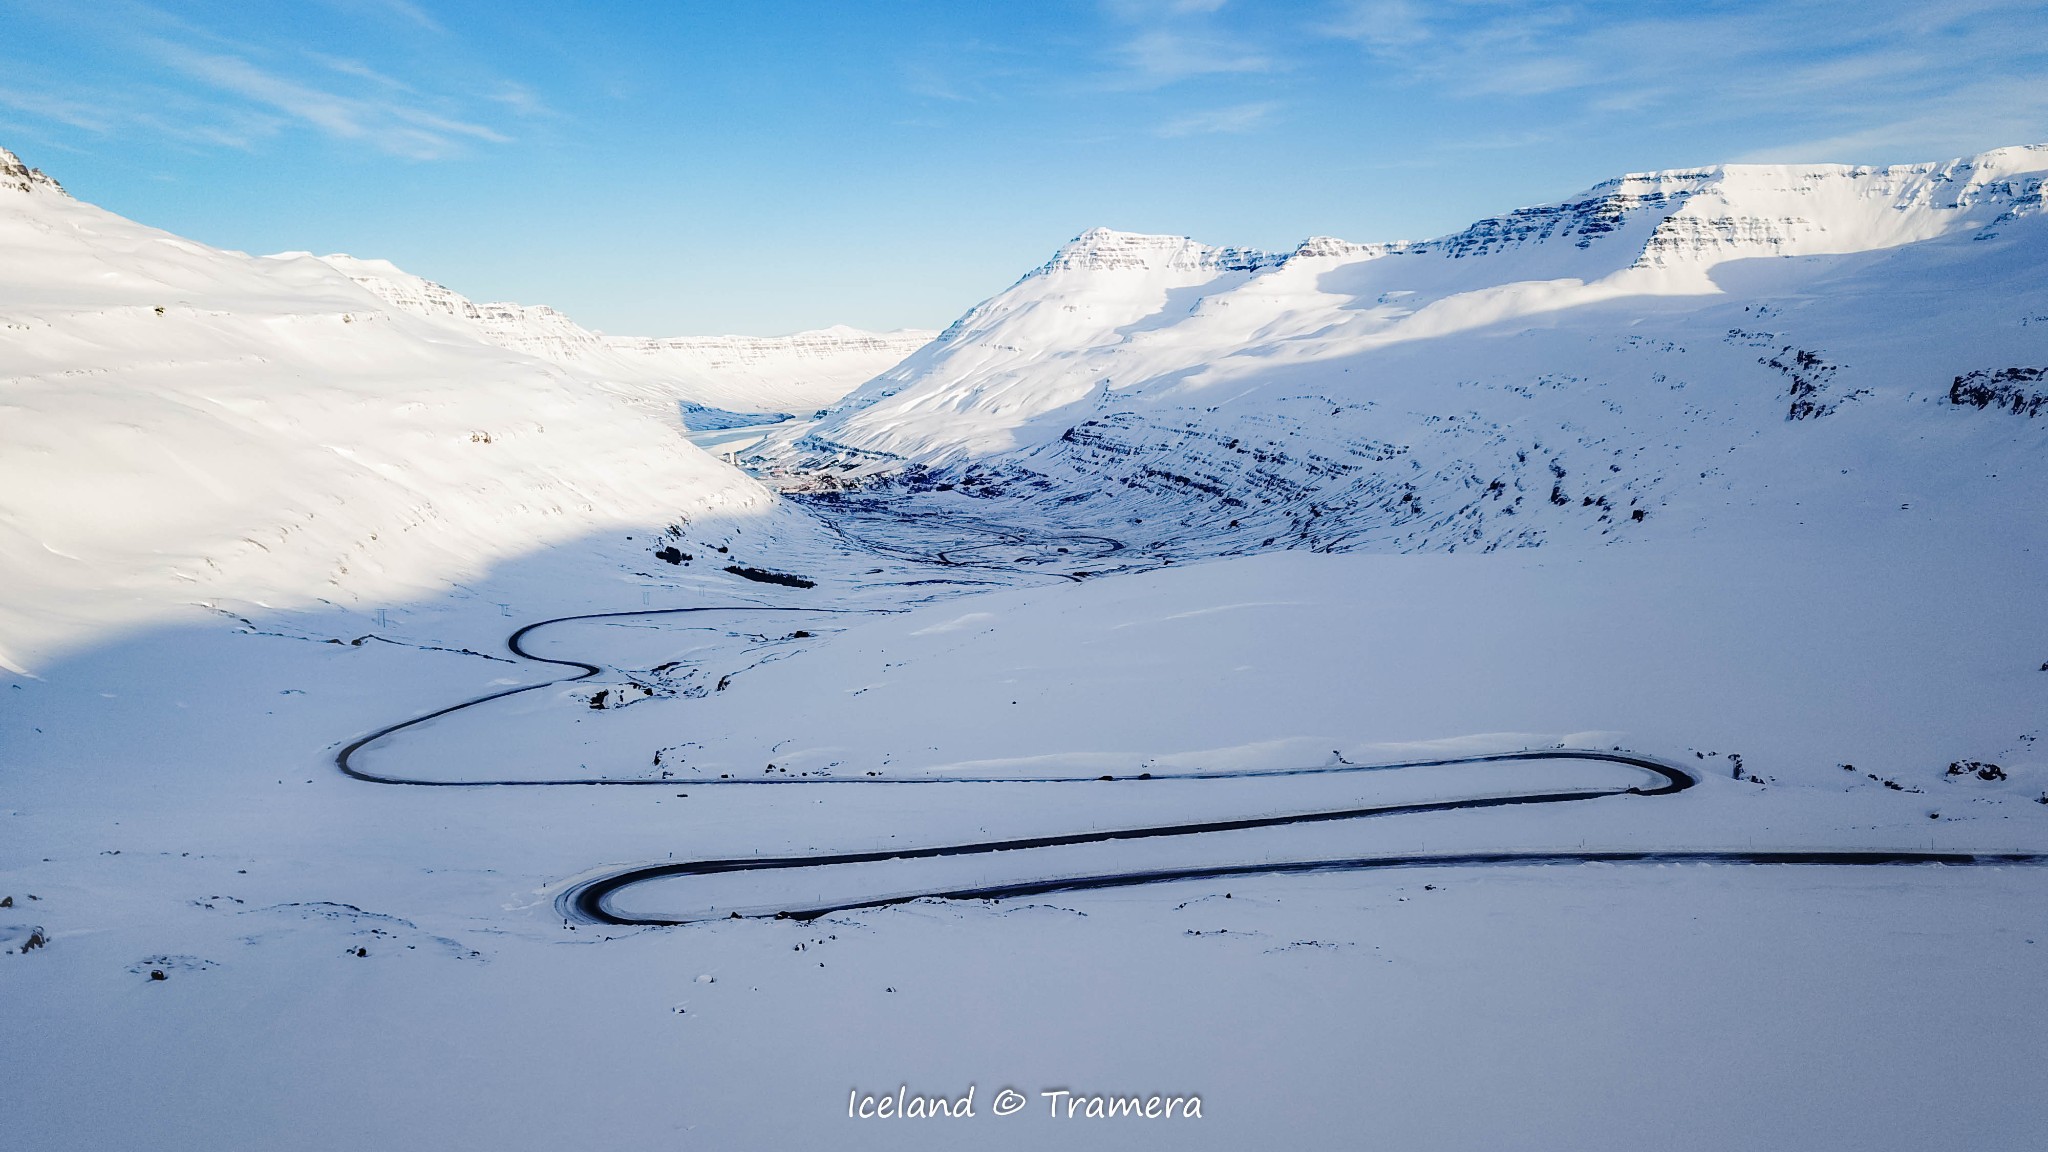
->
485;82;550;119
1118;29;1275;85
316;0;444;34
902;62;978;104
1318;0;1430;51
1097;0;1282;91
310;53;421;94
156;44;508;158
0;74;290;153
1319;0;2048;159
1740;78;2048;163
1158;100;1280;136
0;0;535;161
0;86;117;133
1101;0;1234;19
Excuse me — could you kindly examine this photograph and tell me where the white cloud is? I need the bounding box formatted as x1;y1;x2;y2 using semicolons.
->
1318;0;1431;51
317;0;445;34
0;86;117;133
486;82;550;119
1319;0;2048;159
1738;78;2048;163
1096;0;1281;91
151;42;510;159
1102;0;1233;19
1158;100;1280;136
0;1;529;161
1118;28;1275;85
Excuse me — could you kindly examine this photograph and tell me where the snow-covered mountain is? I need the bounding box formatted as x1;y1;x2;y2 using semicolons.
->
319;254;934;415
9;137;2048;1152
763;147;2048;560
0;145;792;670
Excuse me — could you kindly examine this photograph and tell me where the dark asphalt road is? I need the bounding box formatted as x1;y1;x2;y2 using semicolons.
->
333;603;2048;928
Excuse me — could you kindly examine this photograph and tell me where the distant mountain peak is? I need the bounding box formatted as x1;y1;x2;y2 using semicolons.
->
1292;235;1389;260
1033;227;1284;277
0;145;67;197
311;252;934;413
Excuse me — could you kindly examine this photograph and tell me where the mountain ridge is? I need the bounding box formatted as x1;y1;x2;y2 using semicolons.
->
0;143;807;668
315;252;936;415
756;142;2048;566
1037;145;2048;277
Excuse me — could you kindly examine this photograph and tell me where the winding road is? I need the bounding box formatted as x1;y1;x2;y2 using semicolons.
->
335;602;2048;928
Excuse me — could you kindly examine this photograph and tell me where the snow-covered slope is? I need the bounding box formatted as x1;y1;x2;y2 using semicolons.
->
765;147;2048;559
0;146;784;671
319;254;934;415
7;139;2048;1152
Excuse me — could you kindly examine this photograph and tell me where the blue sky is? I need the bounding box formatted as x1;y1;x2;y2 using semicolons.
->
5;0;2046;335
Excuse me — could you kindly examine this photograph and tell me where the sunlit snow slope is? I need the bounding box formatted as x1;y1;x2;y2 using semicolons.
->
765;147;2048;559
0;146;782;671
319;254;934;416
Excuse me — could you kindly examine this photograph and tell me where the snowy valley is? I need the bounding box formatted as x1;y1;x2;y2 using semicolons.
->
4;140;2047;1152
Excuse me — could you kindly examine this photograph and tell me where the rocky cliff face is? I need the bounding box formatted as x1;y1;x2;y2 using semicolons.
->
320;255;613;360
0;146;65;196
1030;227;1287;276
1410;171;1712;262
1004;149;2048;286
1374;151;2048;269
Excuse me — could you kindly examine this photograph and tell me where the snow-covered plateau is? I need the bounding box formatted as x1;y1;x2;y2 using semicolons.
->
3;142;2046;1151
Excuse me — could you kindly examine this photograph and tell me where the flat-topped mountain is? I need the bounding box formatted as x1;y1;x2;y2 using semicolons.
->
762;146;2047;561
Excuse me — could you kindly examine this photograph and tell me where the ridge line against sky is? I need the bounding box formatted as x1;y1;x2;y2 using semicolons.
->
3;0;2045;337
